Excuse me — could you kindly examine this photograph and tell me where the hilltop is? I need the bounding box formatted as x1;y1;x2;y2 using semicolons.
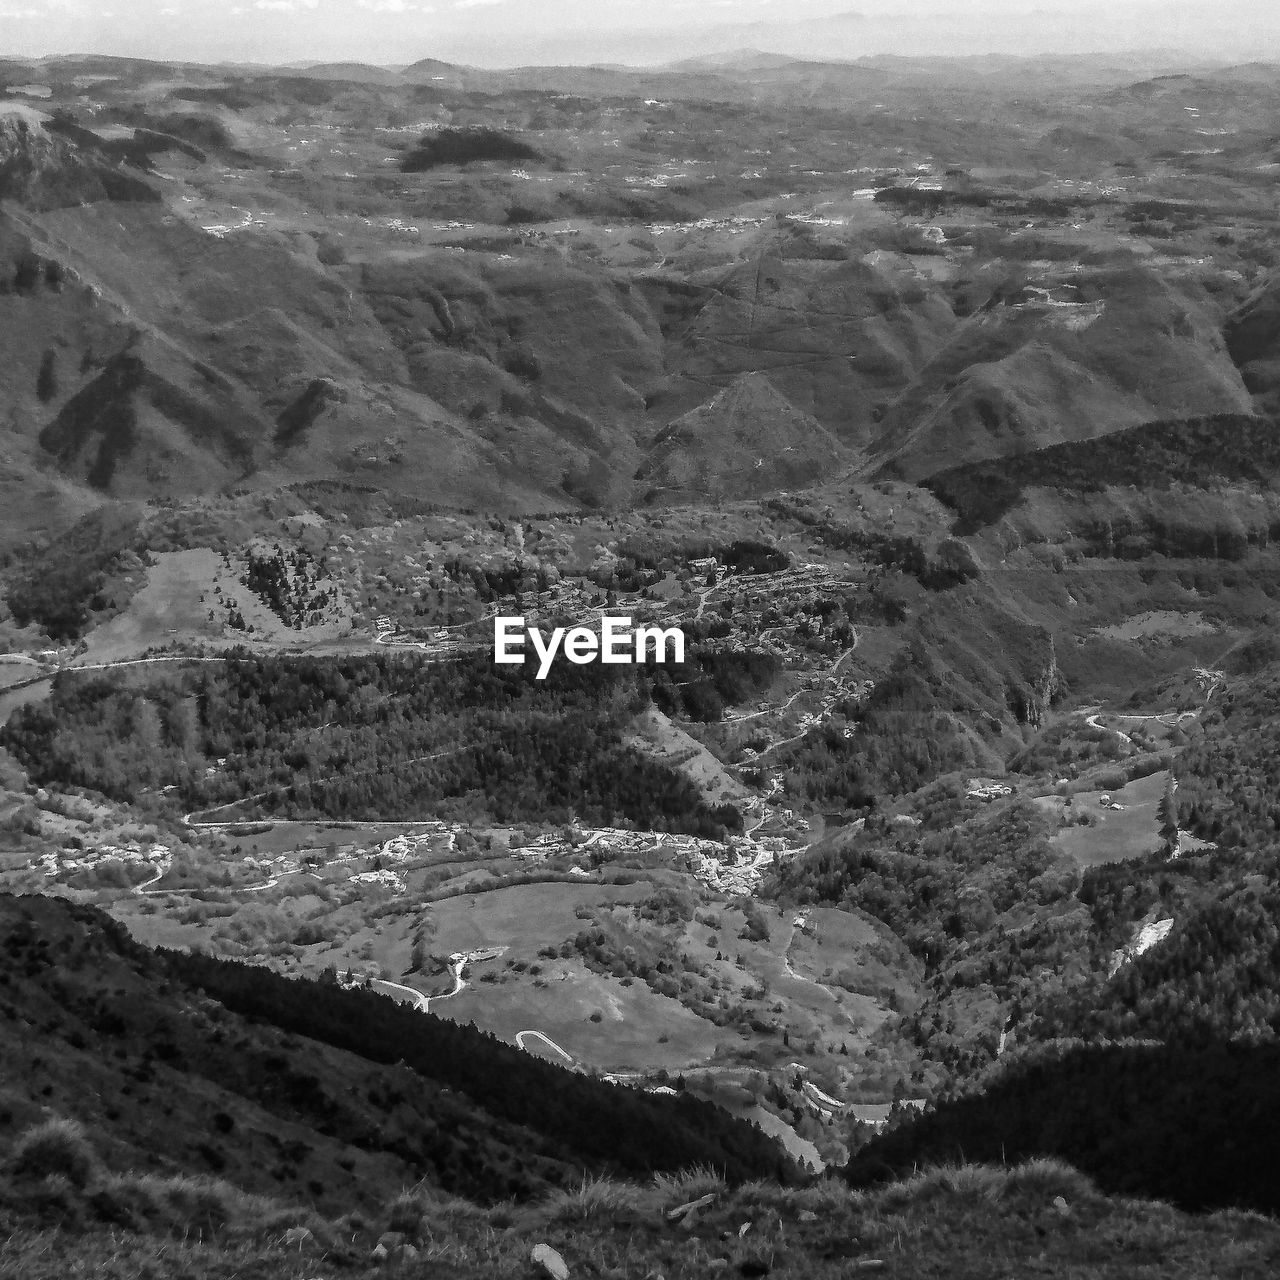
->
639;373;846;502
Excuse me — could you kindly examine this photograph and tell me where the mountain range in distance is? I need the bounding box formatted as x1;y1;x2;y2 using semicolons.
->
331;5;1280;71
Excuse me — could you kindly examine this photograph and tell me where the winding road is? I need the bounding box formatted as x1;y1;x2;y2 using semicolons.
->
515;1030;575;1065
423;958;467;1013
366;978;430;1012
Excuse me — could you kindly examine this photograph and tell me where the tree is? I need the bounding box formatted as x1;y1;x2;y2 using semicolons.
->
1160;776;1180;856
36;349;58;403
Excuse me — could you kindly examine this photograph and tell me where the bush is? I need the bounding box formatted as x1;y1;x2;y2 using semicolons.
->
1003;1156;1096;1201
7;1118;99;1189
544;1173;642;1221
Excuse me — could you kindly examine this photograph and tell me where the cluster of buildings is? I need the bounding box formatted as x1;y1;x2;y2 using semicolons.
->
966;780;1014;802
378;824;455;861
351;868;407;894
37;841;172;883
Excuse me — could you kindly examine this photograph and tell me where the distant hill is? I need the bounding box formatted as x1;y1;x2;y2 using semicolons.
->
872;266;1254;482
638;372;845;502
922;413;1280;533
665;49;812;73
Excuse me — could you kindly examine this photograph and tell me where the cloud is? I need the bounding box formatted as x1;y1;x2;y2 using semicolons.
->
358;0;433;10
254;0;319;10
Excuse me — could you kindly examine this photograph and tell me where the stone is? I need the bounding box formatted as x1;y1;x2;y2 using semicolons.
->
532;1242;570;1280
1052;1195;1071;1217
370;1242;388;1263
797;1209;818;1223
283;1226;313;1247
666;1192;717;1222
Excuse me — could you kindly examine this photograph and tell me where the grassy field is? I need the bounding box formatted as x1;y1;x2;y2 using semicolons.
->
787;905;920;1014
428;881;653;956
436;955;724;1073
1040;770;1169;867
78;547;353;664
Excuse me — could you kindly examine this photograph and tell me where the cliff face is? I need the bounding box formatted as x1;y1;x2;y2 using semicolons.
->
1026;633;1062;728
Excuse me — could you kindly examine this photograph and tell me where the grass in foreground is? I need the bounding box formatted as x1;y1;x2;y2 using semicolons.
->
4;1120;1280;1279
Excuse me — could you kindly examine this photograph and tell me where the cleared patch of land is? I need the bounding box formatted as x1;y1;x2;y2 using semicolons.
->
1040;769;1170;867
1095;610;1219;642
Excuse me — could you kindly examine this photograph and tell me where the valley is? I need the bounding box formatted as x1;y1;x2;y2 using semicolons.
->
5;40;1280;1276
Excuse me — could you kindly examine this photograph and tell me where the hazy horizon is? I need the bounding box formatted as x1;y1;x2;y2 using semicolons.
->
1;0;1279;70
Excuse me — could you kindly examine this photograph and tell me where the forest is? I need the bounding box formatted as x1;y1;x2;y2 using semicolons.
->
169;948;793;1186
923;413;1280;534
5;505;144;639
399;126;542;172
777;592;1055;813
774;795;1096;1081
1175;666;1280;851
0;652;739;834
845;1039;1280;1216
648;647;781;724
1009;658;1280;1047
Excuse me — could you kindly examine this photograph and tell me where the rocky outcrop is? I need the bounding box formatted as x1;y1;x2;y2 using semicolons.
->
0;112;159;209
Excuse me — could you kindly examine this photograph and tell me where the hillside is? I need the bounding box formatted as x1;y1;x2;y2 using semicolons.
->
639;373;846;502
872;267;1254;481
4;903;1280;1280
845;1040;1280;1216
1226;269;1280;415
0;892;788;1211
921;413;1280;532
3;52;1279;532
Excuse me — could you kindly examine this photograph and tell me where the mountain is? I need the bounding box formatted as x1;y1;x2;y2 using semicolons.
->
638;372;846;502
872;266;1254;482
649;242;958;451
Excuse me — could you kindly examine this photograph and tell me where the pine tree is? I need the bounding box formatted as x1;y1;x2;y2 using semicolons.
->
36;349;58;403
1160;776;1180;856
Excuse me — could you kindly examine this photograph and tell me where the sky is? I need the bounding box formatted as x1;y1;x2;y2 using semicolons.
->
1;0;1278;67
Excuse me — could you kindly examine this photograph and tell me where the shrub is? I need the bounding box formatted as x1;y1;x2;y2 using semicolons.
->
7;1118;99;1189
1003;1156;1096;1201
873;1162;1007;1210
543;1173;642;1221
387;1187;428;1238
36;348;58;403
652;1163;727;1203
